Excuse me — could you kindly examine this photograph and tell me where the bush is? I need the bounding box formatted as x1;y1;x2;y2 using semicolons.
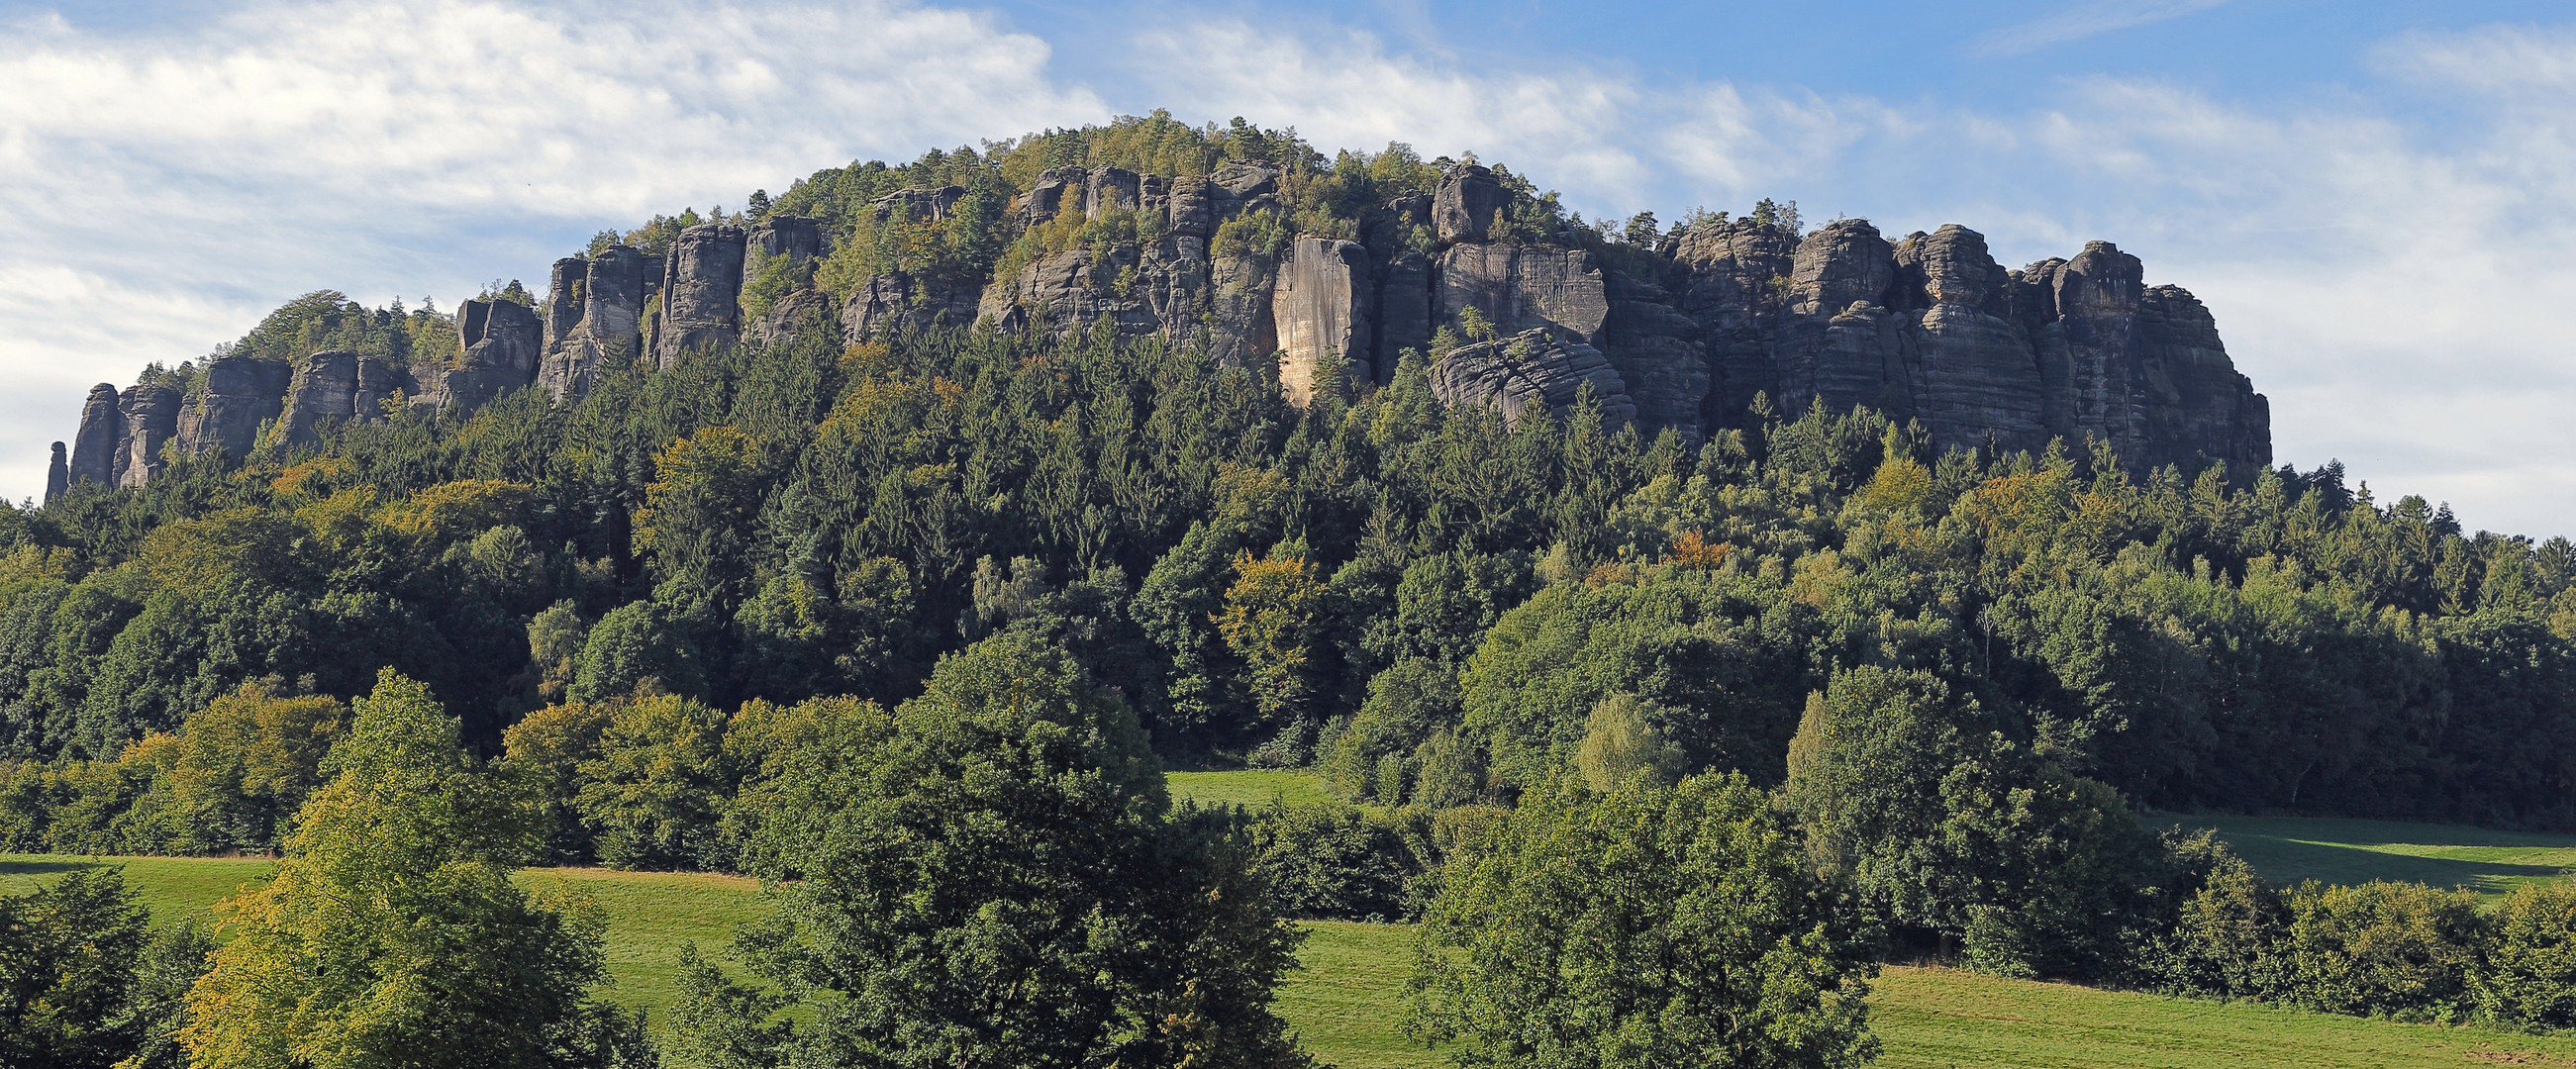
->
2480;882;2576;1030
2279;881;2489;1022
1236;801;1421;921
1408;773;1878;1069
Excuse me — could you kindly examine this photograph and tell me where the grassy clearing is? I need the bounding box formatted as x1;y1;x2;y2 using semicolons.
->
1279;922;1434;1069
533;867;767;1017
1166;769;1338;809
1283;920;2576;1069
2170;815;2576;896
20;810;2576;1067
0;853;274;923
0;853;763;1023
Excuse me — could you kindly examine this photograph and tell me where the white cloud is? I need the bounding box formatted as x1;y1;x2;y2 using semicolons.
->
0;0;1099;503
1965;0;2236;58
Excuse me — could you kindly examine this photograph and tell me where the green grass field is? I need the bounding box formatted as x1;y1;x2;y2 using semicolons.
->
1166;768;1338;808
1283;921;2576;1069
15;795;2576;1067
2169;815;2576;896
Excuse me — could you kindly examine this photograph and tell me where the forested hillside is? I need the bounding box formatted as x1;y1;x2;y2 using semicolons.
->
10;113;2576;1067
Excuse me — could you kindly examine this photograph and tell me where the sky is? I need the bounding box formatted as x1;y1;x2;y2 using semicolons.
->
2;0;2573;534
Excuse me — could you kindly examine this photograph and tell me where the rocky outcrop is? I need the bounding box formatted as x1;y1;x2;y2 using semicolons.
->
56;152;2272;488
1431;328;1636;429
872;186;964;227
1672;220;1797;432
1602;269;1708;436
1435;165;1507;243
68;384;120;490
542;246;654;398
843;272;981;342
748;216;824;263
746;288;840;350
276;350;360;449
45;443;66;505
1273;237;1372;404
116;384;181;488
175;356;290;461
1374;251;1434;380
544;257;584;354
653;224;746;368
1437;243;1610;344
1652;219;2269;471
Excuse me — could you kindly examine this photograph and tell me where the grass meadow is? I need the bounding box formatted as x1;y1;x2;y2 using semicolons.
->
12;776;2576;1068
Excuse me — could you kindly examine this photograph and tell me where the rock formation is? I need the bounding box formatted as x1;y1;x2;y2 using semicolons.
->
116;384;181;488
1272;237;1372;404
653;224;746;368
842;272;980;342
68;384;120;491
276;349;388;449
53;151;2276;495
44;442;66;505
175;356;291;461
429;298;544;411
1431;328;1636;429
542;246;655;399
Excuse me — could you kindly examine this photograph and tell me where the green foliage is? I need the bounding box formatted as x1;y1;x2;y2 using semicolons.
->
0;866;151;1069
1231;800;1423;922
574;693;733;871
670;632;1312;1069
1409;773;1878;1069
1779;666;2164;978
2478;882;2576;1029
1573;693;1683;792
177;670;638;1069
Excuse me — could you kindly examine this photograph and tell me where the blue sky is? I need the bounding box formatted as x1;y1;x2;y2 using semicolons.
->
2;0;2573;534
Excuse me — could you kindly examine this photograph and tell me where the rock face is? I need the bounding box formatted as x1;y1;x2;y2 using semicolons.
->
843;272;980;343
1435;165;1508;243
277;350;363;449
430;298;545;411
175;356;290;461
654;224;747;368
1431;328;1636;429
68;384;121;490
45;443;66;505
746;288;840;350
1646;218;2270;470
1437;243;1609;343
541;245;655;398
117;385;182;488
1273;237;1373;404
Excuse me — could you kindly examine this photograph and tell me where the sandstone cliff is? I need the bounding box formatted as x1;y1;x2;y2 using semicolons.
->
60;150;2272;492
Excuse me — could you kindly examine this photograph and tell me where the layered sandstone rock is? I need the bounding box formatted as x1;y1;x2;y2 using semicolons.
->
843;272;981;342
45;443;66;505
1272;237;1372;404
542;246;654;398
277;350;360;449
654;224;746;367
1431;328;1635;429
69;384;121;490
1434;165;1507;243
1437;243;1609;344
58;155;2271;488
175;356;291;461
116;384;182;487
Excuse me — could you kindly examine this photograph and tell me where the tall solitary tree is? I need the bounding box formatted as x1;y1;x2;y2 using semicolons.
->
179;669;646;1069
672;631;1313;1069
1409;772;1878;1069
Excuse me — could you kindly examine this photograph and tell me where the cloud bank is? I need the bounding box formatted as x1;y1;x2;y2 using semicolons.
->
2;1;2573;535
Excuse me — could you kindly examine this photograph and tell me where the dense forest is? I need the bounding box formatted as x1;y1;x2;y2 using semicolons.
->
8;114;2576;1067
